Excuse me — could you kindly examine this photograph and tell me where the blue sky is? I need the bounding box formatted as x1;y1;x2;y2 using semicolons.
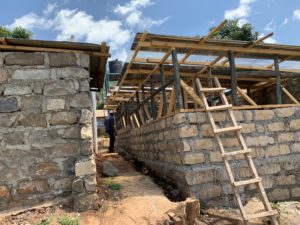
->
1;0;300;60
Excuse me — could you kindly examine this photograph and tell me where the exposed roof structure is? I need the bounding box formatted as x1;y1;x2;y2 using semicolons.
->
106;20;300;110
0;37;110;90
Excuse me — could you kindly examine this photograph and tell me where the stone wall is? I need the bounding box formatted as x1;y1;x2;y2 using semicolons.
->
117;107;300;207
0;52;97;211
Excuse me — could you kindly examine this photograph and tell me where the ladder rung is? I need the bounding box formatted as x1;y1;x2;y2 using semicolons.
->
245;210;278;220
206;104;233;111
200;87;226;93
221;149;252;157
214;126;242;134
233;177;262;187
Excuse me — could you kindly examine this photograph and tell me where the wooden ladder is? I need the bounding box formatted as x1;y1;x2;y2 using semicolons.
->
195;77;279;225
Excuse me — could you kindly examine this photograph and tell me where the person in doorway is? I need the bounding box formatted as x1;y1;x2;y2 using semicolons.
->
104;110;115;153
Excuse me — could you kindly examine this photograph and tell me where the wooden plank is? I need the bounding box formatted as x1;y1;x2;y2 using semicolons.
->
172;49;184;109
233;178;262;187
180;79;204;107
133;113;140;127
214;126;242;134
167;87;176;114
228;51;238;106
237;87;257;106
274;55;282;104
157;94;164;119
282;86;300;104
160;65;168;114
150;75;156;118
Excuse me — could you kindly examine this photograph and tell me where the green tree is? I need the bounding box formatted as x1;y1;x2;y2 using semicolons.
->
0;26;32;39
11;26;32;39
211;20;259;41
0;26;11;38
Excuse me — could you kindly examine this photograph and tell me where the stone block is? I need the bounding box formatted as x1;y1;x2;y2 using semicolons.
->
44;80;78;96
261;177;274;189
244;111;253;121
17;180;49;194
176;140;190;152
275;107;295;117
241;123;255;133
79;80;90;92
19;114;47;127
257;163;281;175
0;186;10;200
72;178;84;193
4;131;25;145
46;98;65;111
80;54;90;68
12;69;50;80
265;145;290;157
53;177;72;192
48;143;80;158
193;138;213;151
61;126;81;139
0;97;19;112
81;141;93;156
209;151;222;162
4;84;32;95
290;119;300;130
267;122;285;132
73;193;98;212
29;129;59;144
277;132;294;143
70;93;91;108
49;53;77;67
84;175;97;192
291;187;300;197
188;113;197;124
233;111;244;121
255;110;274;121
0;68;9;82
0;113;16;127
5;53;44;66
173;113;186;125
269;188;290;201
178;125;198;138
75;159;96;177
199;184;221;198
182;152;205;165
275;175;296;186
79;109;92;125
53;67;89;79
50;111;78;125
199;124;213;137
185;170;215;185
21;96;42;113
81;125;93;139
30;162;60;177
292;143;300;153
246;136;274;147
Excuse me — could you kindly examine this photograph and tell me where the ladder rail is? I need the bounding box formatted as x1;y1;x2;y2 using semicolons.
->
194;77;279;225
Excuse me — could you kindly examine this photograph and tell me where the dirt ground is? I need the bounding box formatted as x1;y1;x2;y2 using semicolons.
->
0;143;299;225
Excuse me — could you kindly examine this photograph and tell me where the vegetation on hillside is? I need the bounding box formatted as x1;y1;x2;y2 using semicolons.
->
0;26;32;39
211;20;259;41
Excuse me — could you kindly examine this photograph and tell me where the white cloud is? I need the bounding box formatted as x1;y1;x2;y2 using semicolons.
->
264;20;276;31
224;0;255;20
114;0;169;28
43;3;58;16
114;0;153;15
293;9;300;21
8;13;52;30
225;0;255;20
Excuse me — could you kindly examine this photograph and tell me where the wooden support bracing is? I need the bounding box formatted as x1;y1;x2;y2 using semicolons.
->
228;51;238;106
150;75;157;118
194;76;279;225
282;86;300;104
160;65;168;115
237;87;257;106
274;55;282;104
167;87;176;115
172;49;184;109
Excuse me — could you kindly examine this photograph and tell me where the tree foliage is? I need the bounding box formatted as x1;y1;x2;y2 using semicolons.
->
211;20;259;42
0;26;32;39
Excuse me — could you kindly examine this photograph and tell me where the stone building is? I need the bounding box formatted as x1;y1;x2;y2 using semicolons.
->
0;38;109;211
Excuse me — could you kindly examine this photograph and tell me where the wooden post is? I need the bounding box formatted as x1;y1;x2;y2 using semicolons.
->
228;51;238;105
172;49;184;109
150;75;156;118
160;65;168;115
274;55;282;104
135;91;141;124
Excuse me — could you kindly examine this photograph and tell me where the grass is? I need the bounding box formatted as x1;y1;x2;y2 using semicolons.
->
104;178;122;190
57;215;79;225
37;220;51;225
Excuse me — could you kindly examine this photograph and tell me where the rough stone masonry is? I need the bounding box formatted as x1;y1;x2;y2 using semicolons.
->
0;52;97;212
117;107;300;207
